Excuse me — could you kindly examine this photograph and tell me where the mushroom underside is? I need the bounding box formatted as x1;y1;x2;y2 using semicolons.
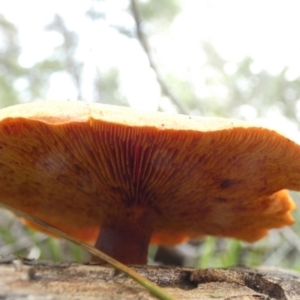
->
0;101;299;264
20;189;295;264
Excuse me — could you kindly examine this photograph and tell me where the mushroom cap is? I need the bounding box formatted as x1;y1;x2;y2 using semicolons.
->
0;101;298;245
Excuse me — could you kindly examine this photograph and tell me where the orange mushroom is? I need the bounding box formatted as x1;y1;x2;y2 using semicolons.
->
0;100;298;264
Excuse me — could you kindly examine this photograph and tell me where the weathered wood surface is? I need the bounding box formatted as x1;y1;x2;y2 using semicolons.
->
1;258;300;299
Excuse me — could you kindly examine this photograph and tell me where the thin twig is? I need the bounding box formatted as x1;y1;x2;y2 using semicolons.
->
0;202;177;300
130;0;189;115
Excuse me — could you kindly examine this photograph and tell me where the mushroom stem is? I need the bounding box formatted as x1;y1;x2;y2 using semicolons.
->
93;206;156;265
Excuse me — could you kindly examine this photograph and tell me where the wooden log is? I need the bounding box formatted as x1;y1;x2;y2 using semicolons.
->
1;258;300;299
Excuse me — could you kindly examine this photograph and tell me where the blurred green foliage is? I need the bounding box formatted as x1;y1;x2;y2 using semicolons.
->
1;0;300;270
139;0;181;25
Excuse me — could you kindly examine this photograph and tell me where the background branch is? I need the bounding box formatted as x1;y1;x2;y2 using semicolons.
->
130;0;189;115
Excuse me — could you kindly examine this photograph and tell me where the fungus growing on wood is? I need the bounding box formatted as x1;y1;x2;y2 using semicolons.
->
0;101;298;264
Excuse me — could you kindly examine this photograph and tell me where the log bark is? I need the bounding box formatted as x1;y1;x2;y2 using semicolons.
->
1;257;300;299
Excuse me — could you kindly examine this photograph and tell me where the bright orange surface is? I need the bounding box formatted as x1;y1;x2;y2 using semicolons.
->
0;101;298;246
